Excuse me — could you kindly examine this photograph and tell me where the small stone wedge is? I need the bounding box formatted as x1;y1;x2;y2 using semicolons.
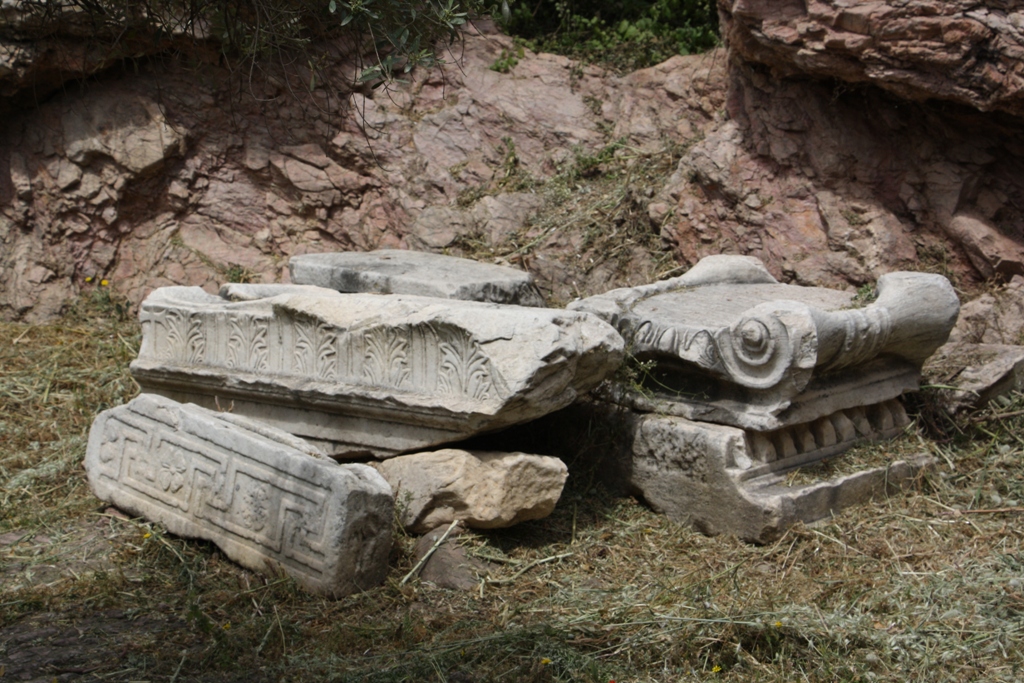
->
374;449;569;533
85;394;394;597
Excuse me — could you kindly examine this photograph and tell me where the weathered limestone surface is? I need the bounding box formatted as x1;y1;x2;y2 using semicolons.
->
289;250;545;307
373;449;568;533
588;404;931;544
131;285;624;457
85;394;394;596
571;255;960;430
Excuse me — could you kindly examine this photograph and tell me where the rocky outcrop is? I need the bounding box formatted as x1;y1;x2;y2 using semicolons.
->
0;22;726;321
7;2;1024;322
652;0;1024;291
723;0;1024;119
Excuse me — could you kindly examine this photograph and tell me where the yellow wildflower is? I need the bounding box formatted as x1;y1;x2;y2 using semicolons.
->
100;279;109;287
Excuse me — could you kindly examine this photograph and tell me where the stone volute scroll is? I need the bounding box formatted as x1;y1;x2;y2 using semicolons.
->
569;255;960;431
131;284;624;458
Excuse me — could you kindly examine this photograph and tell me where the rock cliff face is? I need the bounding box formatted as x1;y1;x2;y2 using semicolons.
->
653;0;1024;290
0;21;724;321
4;2;1024;321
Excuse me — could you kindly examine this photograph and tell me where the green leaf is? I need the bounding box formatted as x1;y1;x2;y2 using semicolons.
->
328;0;336;13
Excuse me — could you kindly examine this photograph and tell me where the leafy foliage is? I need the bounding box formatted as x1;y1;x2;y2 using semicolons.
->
503;0;720;72
10;0;494;86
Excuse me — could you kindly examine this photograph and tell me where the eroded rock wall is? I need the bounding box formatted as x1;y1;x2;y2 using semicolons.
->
653;0;1024;290
0;23;725;321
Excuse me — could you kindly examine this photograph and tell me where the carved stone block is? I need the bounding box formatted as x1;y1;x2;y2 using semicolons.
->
289;250;545;307
85;394;394;596
571;254;960;430
131;285;624;457
591;402;932;543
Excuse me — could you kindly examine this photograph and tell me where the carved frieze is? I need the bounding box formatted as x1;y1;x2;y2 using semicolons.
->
132;285;624;457
85;394;393;596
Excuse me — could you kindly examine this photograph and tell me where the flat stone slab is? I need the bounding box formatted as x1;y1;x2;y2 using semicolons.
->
586;401;930;543
85;394;394;597
131;284;624;457
571;255;960;430
289;250;545;307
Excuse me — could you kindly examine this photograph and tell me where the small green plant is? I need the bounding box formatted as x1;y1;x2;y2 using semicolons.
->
849;283;878;308
490;45;524;73
841;208;869;226
223;263;257;284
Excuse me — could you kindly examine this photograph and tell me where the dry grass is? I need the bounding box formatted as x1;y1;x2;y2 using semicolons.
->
3;290;1024;682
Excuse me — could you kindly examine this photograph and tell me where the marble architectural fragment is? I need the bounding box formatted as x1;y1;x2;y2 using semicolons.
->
85;394;393;596
609;409;933;544
131;284;624;457
289;250;545;307
567;255;957;541
571;255;960;430
561;401;929;544
373;449;569;533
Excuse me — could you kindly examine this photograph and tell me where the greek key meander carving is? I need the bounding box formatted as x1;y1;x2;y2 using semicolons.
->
141;304;509;401
94;413;331;577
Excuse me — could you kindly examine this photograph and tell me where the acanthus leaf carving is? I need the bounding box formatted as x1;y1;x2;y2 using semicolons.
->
363;327;410;388
226;313;270;373
294;317;338;381
437;326;495;400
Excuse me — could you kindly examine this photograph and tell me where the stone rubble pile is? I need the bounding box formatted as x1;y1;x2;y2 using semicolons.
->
86;249;962;592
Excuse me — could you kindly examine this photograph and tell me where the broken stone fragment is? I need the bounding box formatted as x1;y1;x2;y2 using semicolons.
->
582;402;932;544
131;284;624;457
925;342;1024;414
570;254;960;430
289;249;545;307
373;449;569;533
84;394;393;597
